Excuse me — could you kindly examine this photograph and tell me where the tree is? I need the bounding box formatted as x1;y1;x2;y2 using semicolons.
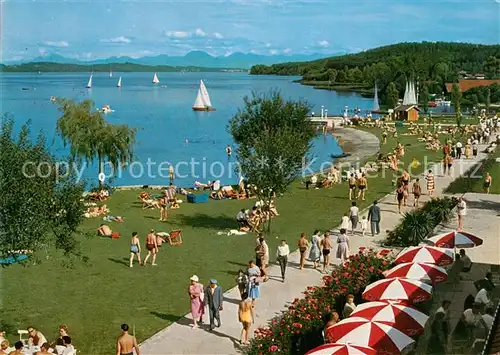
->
229;91;316;232
419;84;430;113
451;83;462;127
0;116;86;258
484;88;491;113
385;82;400;108
484;56;500;78
56;99;136;188
326;68;338;83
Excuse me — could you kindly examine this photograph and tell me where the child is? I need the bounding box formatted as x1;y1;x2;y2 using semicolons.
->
360;216;368;237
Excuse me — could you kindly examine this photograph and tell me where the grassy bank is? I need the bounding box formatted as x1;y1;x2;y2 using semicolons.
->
1;127;464;354
295;80;373;97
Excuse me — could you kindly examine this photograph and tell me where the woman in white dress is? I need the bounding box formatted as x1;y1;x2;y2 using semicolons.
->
343;294;357;318
340;213;350;231
308;230;322;269
336;228;350;262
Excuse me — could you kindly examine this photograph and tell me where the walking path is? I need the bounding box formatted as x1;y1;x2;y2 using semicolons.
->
140;144;489;354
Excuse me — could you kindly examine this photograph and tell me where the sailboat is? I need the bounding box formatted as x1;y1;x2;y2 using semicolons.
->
117;77;122;88
152;73;160;84
109;69;113;78
371;82;382;113
86;73;93;88
192;80;216;111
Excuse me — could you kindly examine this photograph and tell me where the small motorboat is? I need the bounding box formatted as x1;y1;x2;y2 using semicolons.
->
161;85;168;88
100;104;114;114
50;96;56;103
21;87;31;91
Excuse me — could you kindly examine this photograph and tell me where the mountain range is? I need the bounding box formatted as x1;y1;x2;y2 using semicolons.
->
4;51;339;69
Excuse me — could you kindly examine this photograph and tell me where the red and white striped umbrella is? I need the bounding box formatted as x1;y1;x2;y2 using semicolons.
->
362;277;432;304
326;317;415;355
305;343;376;355
385;262;448;284
395;246;454;266
427;231;483;248
349;300;429;336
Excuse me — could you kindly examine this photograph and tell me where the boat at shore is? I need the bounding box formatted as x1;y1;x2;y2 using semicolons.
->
192;80;216;111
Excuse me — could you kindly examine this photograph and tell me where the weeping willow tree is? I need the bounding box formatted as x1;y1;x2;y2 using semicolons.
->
56;99;136;188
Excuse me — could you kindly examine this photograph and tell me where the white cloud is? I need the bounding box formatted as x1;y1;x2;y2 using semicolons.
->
317;40;329;48
283;48;292;54
195;28;207;37
43;40;69;47
214;32;224;39
269;49;278;55
100;36;131;43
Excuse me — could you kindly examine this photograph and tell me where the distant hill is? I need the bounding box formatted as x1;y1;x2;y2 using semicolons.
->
3;51;338;69
0;62;233;73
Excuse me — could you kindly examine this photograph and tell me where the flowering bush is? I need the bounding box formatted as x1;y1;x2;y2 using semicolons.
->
244;249;393;355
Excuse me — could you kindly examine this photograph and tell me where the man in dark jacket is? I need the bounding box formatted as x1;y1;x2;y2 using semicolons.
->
367;200;381;236
205;279;224;330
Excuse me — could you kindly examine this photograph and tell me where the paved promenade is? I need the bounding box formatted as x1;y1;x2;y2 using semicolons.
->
140;147;488;355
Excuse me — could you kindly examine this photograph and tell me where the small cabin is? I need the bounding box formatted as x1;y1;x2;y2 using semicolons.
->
393;104;420;121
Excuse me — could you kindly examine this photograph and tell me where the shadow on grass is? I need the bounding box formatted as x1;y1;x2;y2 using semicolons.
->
150;312;191;327
108;257;129;266
227;261;248;267
176;214;236;230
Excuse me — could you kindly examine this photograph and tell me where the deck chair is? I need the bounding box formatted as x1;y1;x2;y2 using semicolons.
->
165;189;180;209
167;230;183;246
18;330;29;345
140;197;160;209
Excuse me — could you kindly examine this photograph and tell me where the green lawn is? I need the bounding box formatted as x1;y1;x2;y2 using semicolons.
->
1;127;464;354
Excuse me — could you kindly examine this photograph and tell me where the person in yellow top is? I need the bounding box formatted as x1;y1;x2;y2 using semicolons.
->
238;293;254;345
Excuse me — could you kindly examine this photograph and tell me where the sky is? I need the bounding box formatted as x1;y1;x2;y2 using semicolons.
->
1;0;499;61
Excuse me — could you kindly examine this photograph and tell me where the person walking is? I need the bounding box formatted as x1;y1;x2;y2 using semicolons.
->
456;141;463;159
276;240;290;282
308;230;322;269
472;140;479;158
320;232;332;273
143;229;158;266
484;172;492;194
412;178;422;207
457;196;467;231
129;232;142;268
247;260;261;308
367;200;381;236
116;324;140;355
238;293;254;345
349;201;359;235
396;184;405;215
426;170;435;197
348;174;357;200
357;173;368;200
188;275;205;329
297;233;309;270
205;279;224;331
336;228;350;262
255;237;269;282
159;194;168;221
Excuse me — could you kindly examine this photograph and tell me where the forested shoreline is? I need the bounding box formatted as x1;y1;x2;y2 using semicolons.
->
250;42;500;107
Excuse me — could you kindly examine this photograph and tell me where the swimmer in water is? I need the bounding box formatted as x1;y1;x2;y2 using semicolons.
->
226;144;232;156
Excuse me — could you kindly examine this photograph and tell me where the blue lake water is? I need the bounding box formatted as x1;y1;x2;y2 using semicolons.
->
0;72;372;187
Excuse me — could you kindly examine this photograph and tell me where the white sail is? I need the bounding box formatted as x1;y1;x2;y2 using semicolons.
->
86;74;93;88
402;82;409;105
117;77;122;88
193;89;205;109
109;71;113;78
199;80;212;107
410;81;417;105
372;82;380;111
153;73;160;84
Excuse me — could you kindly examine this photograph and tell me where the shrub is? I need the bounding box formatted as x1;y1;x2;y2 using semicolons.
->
244;250;392;355
385;197;456;247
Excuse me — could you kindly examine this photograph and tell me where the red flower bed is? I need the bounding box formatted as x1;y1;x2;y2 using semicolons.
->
244;249;393;355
